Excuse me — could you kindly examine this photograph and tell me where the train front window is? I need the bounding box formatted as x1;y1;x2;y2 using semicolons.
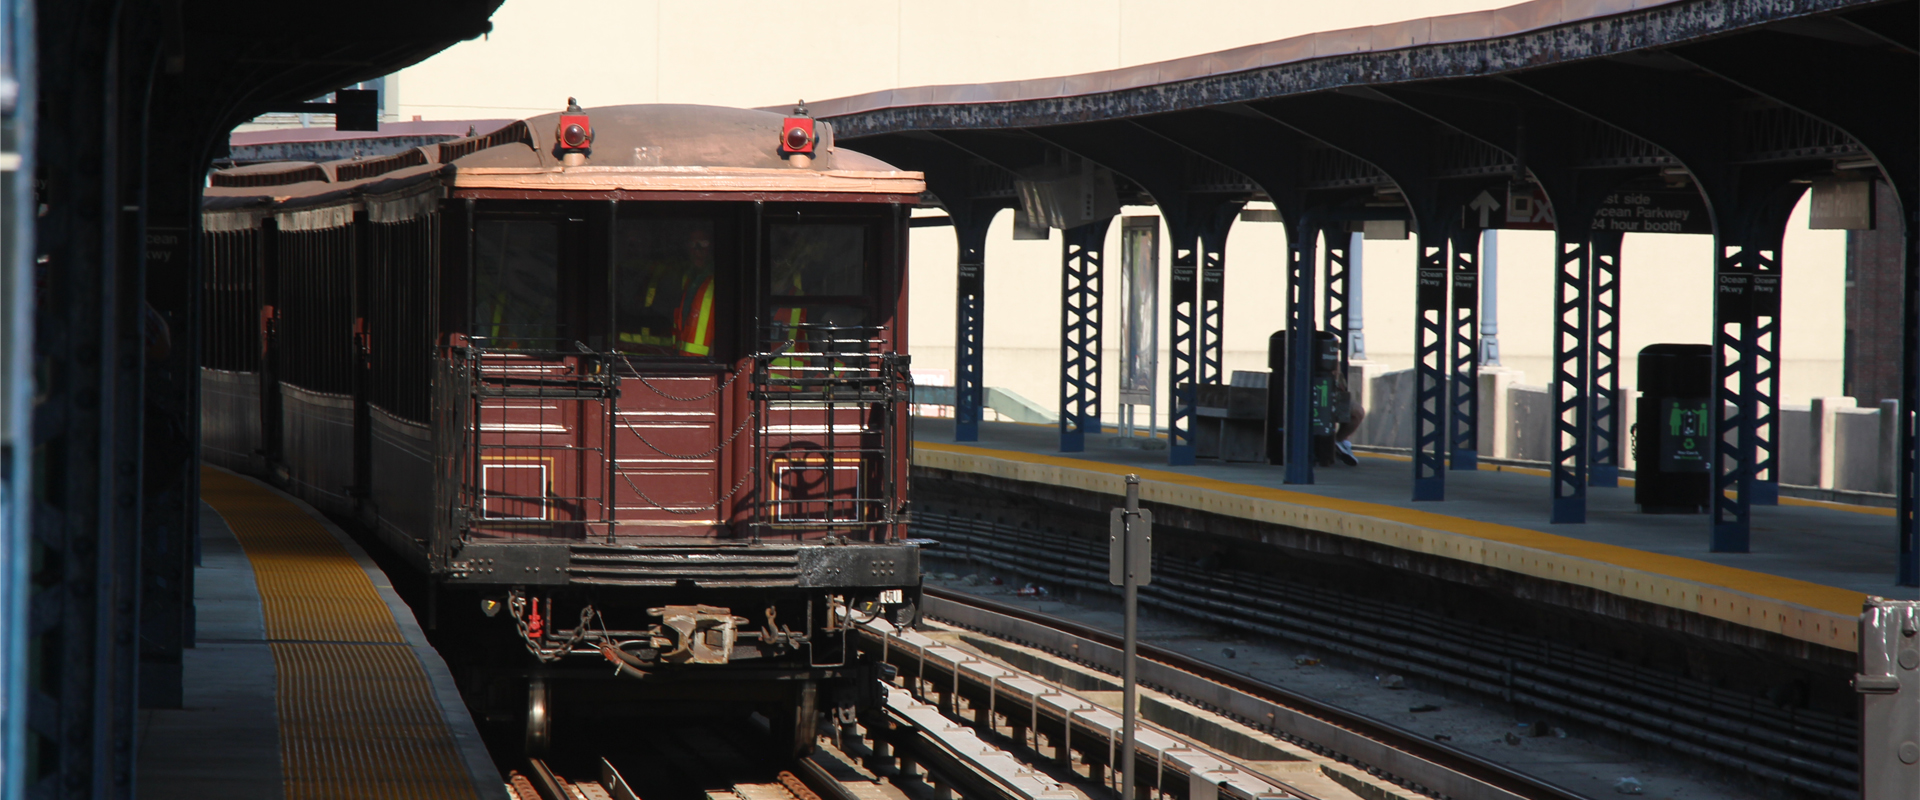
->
473;220;560;348
768;224;868;347
613;218;717;358
770;224;865;297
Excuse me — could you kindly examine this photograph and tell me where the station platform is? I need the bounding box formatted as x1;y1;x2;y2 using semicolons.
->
910;418;1917;656
138;466;503;800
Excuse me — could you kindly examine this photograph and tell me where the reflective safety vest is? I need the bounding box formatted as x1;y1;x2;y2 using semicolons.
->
677;277;716;356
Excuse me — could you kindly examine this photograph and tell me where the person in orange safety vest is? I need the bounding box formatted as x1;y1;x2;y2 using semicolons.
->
676;276;716;356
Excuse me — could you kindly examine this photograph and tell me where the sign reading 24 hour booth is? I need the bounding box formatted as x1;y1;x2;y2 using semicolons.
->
1591;190;1712;235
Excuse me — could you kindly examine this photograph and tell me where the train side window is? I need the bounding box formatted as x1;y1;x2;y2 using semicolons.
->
770;224;865;297
473;219;560;348
613;218;716;357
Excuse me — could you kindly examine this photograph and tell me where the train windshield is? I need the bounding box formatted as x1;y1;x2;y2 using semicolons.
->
768;223;868;345
473;219;560;349
613;217;717;357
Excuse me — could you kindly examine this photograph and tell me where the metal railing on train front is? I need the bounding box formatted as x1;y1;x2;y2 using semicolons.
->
750;323;910;542
431;330;911;556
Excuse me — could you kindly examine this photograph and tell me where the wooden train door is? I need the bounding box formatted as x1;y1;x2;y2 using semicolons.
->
462;211;612;541
751;210;904;542
603;211;738;538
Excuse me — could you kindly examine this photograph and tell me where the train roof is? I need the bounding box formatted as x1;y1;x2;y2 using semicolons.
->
203;104;924;227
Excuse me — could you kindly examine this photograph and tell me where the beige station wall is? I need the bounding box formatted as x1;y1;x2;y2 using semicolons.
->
396;0;1850;426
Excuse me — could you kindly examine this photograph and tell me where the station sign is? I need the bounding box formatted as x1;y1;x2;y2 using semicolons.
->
1471;186;1712;235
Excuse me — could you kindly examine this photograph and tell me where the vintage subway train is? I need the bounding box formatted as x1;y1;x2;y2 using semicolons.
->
199;103;924;753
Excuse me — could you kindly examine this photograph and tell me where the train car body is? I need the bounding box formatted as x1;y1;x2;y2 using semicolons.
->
200;104;925;751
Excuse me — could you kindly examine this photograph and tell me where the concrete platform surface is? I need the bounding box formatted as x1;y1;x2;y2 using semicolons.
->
911;418;1919;652
138;469;505;800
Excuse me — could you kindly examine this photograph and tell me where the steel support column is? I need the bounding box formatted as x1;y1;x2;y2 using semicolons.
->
1199;225;1227;386
1589;229;1623;488
1712;238;1780;551
1059;219;1110;452
1751;254;1782;507
1322;229;1350;372
1447;221;1480;470
1285;224;1319;484
953;214;993;442
1413;232;1448;500
1551;235;1591;523
1169;233;1199;465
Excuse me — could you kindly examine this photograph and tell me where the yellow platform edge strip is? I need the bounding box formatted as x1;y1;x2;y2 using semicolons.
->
913;443;1865;653
201;467;482;800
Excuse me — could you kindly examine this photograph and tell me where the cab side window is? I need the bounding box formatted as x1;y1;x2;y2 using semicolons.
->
473;219;559;348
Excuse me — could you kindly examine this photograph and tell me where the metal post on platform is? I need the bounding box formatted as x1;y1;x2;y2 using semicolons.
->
1854;598;1918;798
1480;230;1500;367
1349;232;1367;362
1109;475;1152;800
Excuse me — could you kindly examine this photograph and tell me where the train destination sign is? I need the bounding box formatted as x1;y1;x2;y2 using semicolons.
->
1479;186;1711;235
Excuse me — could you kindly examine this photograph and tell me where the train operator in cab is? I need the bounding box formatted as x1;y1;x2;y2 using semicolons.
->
614;221;714;357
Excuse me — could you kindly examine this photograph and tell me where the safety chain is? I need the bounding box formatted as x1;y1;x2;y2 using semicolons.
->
616;410;754;461
614;461;758;516
613;352;742;402
507;591;596;662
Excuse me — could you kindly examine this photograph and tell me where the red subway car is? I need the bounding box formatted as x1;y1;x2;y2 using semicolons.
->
200;103;924;753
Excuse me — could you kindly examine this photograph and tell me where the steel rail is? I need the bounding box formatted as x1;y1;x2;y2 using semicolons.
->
922;586;1591;800
913;510;1856;795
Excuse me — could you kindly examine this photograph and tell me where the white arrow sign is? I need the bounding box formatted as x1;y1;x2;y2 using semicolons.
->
1469;190;1501;228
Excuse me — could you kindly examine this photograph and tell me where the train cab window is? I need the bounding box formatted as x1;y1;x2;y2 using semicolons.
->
768;224;869;346
770;224;865;297
613;218;716;358
474;219;561;349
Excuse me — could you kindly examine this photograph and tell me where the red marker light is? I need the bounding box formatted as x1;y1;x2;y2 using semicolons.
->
555;97;593;157
781;117;815;155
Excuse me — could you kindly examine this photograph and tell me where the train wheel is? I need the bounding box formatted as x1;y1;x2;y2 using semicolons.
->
524;675;552;756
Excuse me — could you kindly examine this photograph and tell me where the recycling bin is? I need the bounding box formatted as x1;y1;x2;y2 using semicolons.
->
1634;343;1712;514
1265;330;1345;466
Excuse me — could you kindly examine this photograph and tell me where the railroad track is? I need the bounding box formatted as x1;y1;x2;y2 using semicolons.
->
919;585;1582;800
913;507;1857;799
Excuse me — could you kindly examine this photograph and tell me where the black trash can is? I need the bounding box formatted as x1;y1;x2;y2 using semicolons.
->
1266;330;1345;466
1634;343;1712;514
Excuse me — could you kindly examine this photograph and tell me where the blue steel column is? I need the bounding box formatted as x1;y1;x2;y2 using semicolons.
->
1;0;34;787
1711;242;1756;551
1550;234;1591;523
1059;219;1110;452
1589;229;1623;487
1168;231;1199;466
1285;224;1320;484
1750;251;1782;506
952;215;993;442
1322;229;1350;371
1413;231;1448;500
1447;222;1480;470
1199;225;1228;386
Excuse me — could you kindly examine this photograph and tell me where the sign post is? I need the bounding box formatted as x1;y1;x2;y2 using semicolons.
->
1109;475;1152;798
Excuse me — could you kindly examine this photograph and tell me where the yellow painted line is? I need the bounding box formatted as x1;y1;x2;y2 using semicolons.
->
1360;453;1895;519
914;443;1864;652
203;467;480;800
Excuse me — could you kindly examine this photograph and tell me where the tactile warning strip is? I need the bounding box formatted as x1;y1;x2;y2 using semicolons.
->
203;467;480;800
